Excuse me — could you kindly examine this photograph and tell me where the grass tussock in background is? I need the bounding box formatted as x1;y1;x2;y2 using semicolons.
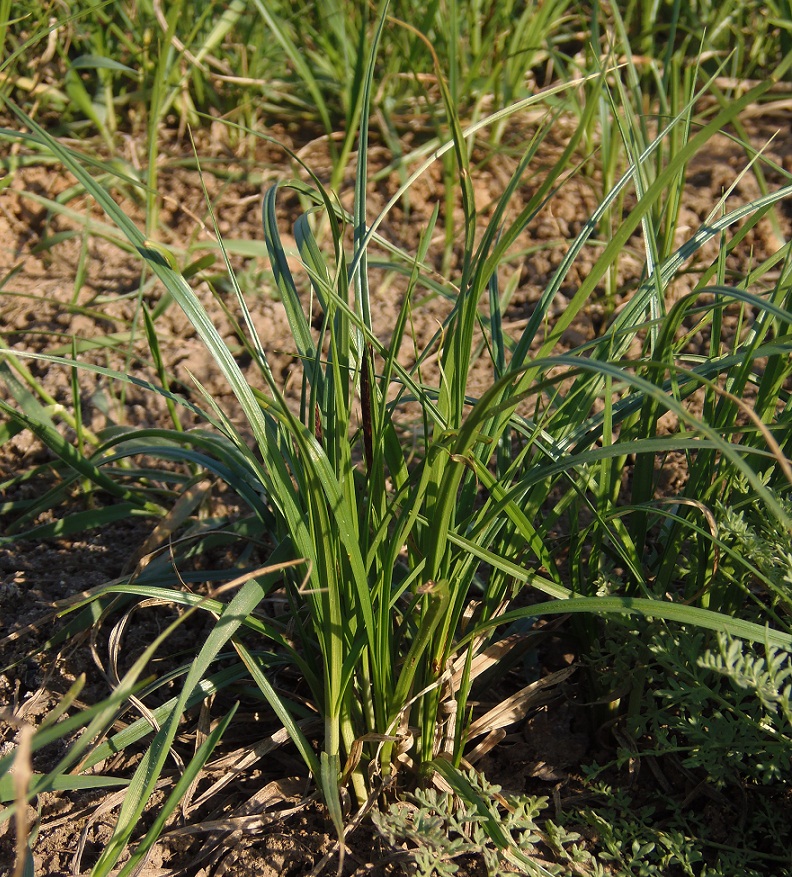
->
1;1;792;874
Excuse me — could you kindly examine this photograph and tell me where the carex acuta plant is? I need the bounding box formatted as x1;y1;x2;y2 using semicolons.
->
3;3;792;874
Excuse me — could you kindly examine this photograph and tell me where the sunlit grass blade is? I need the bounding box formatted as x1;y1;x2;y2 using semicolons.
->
114;705;238;877
91;566;298;875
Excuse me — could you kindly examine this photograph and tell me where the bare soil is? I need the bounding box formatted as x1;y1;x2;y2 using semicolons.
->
1;111;791;875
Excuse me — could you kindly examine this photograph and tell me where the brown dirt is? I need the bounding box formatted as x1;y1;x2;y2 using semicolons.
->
1;109;792;875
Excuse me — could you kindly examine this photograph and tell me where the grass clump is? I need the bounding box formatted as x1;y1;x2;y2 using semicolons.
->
1;1;792;875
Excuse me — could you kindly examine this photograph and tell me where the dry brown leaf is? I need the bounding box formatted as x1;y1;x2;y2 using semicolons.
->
447;632;539;693
465;665;576;741
465;728;506;765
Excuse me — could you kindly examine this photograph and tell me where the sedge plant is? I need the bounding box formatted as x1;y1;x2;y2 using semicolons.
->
2;4;792;875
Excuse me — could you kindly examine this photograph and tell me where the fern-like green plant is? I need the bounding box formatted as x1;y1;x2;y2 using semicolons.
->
372;769;585;876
